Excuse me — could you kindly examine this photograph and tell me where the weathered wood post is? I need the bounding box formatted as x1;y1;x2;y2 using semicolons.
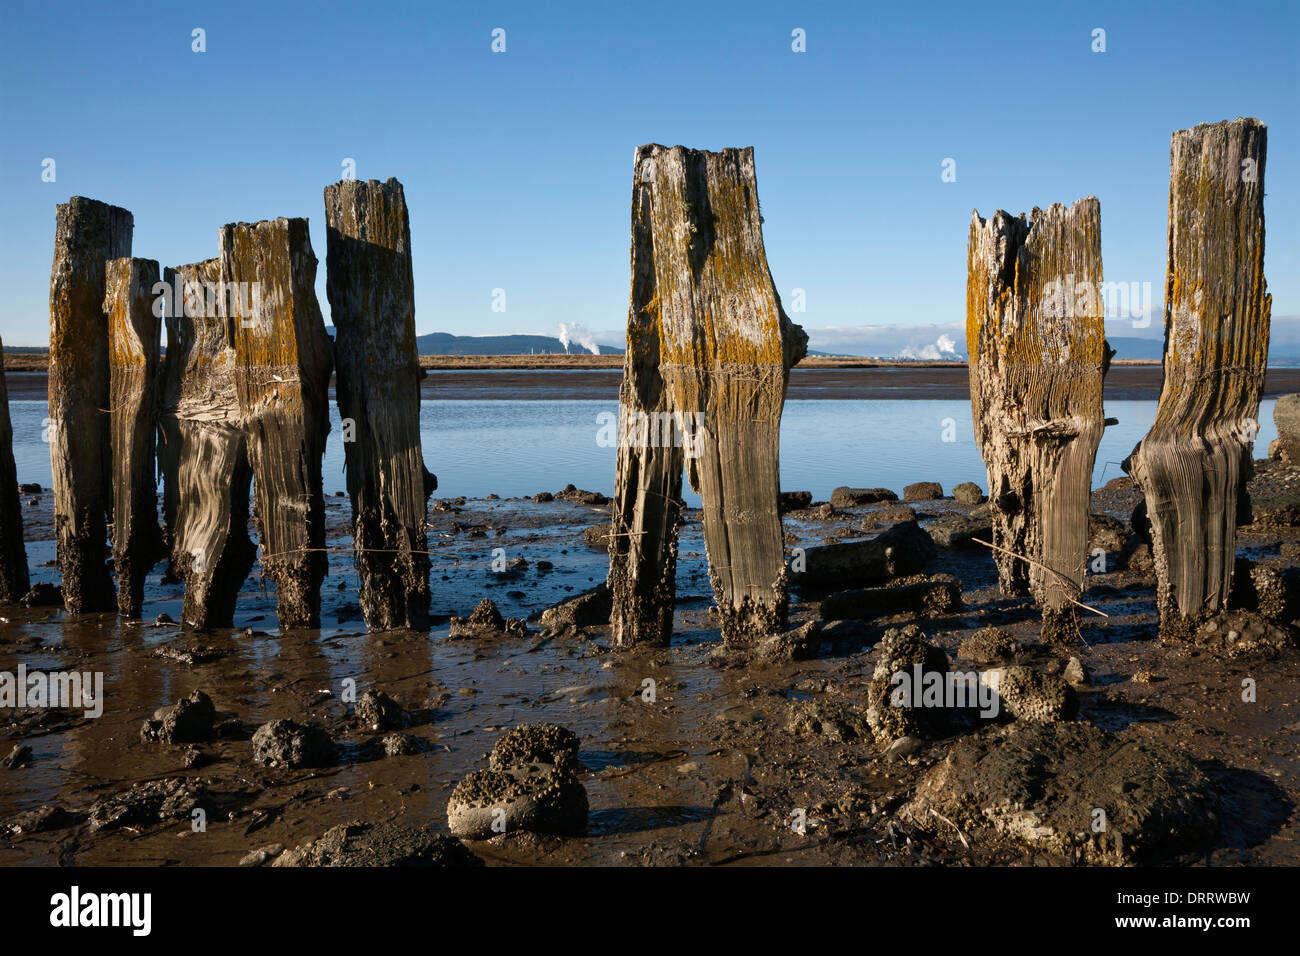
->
0;337;30;602
48;197;132;612
607;160;687;646
967;198;1109;644
1124;118;1269;639
323;178;432;631
223;218;333;629
609;145;806;645
104;257;165;617
157;259;257;628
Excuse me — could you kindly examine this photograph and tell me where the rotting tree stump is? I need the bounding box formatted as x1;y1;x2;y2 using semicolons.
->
324;178;432;631
48;197;132;613
105;258;165;617
223;218;333;629
1124;118;1270;639
157;259;256;628
0;338;29;602
967;198;1109;644
608;145;807;645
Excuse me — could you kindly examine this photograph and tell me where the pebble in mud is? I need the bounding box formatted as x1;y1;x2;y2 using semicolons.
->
251;719;337;769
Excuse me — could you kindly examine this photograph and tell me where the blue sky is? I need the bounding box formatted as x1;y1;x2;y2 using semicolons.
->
0;0;1296;349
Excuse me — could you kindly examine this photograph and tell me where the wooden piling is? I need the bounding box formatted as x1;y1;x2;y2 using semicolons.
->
607;160;686;646
48;197;132;613
1124;118;1270;638
967;198;1109;643
0;337;29;602
323;178;432;631
104;258;165;617
610;145;806;645
222;218;333;629
157;259;257;628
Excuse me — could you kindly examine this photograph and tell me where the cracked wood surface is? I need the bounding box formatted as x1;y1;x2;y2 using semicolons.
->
157;258;256;628
609;144;806;645
967;198;1108;641
1124;118;1270;636
48;197;132;613
324;178;432;631
105;257;164;617
223;218;333;629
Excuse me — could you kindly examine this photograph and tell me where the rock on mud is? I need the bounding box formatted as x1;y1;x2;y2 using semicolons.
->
19;583;62;607
272;820;483;867
140;690;216;744
984;666;1078;723
778;491;813;513
792;521;936;592
447;765;588;839
539;583;611;629
957;626;1018;663
448;598;528;638
903;722;1220;864
1274;393;1300;463
820;573;962;621
952;482;985;505
1190;610;1295;658
354;690;408;731
251;719;337;769
787;698;872;742
865;625;950;743
1088;513;1127;554
903;481;943;501
447;723;589;839
926;513;993;549
489;722;581;773
830;487;897;508
88;777;213;832
3;804;81;836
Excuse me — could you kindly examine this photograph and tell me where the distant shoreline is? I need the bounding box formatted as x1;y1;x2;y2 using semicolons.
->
6;363;1299;402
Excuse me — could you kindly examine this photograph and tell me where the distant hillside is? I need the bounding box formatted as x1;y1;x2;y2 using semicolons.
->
416;331;622;356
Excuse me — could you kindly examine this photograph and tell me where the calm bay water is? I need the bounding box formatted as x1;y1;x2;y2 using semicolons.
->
7;398;1280;508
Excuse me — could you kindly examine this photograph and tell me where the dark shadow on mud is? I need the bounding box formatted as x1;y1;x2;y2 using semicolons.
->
1200;759;1294;858
587;804;714;836
1082;698;1177;730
